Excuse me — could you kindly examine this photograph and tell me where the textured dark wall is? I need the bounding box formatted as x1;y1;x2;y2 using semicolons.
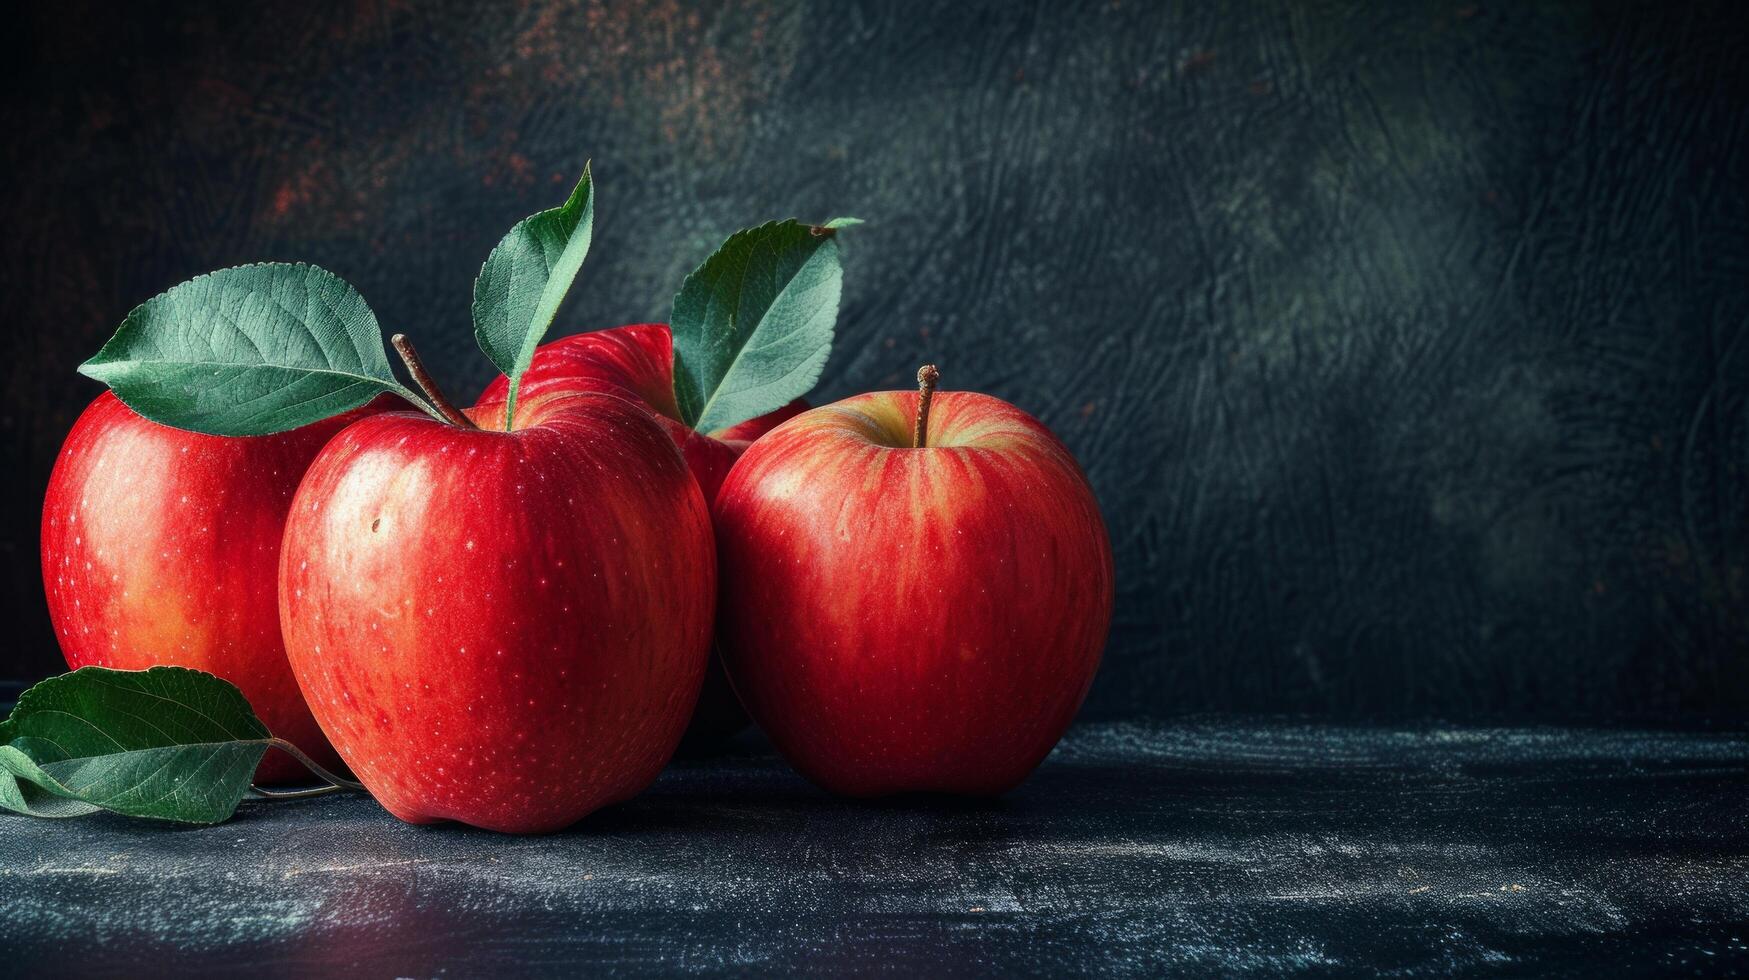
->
2;0;1746;721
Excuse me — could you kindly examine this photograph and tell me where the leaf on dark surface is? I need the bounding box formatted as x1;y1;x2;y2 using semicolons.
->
0;767;101;818
0;666;273;824
79;263;415;436
670;218;856;434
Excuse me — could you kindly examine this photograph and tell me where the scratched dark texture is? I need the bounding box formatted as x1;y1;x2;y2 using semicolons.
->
2;720;1745;976
2;0;1747;720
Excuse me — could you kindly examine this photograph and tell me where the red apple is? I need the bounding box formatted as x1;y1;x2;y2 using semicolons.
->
711;370;1114;796
474;323;805;741
278;389;715;832
40;391;381;783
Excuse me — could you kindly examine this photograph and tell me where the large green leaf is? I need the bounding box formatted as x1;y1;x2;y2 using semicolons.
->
472;163;595;428
670;218;858;433
79;263;420;436
0;666;273;824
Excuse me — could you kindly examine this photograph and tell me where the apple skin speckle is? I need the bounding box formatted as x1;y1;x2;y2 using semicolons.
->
473;323;807;744
279;391;715;833
40;391;388;784
712;389;1113;798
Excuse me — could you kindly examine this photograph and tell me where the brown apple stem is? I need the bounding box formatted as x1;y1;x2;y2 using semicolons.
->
391;334;476;429
911;364;941;448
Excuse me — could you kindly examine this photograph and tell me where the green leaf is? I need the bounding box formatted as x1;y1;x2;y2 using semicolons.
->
79;263;419;436
0;768;100;819
0;666;273;824
670;218;857;433
472;162;595;428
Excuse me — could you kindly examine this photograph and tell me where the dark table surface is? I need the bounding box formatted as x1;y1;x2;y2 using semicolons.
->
2;718;1746;977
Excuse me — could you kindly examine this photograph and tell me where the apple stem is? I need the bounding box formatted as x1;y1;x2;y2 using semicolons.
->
912;364;940;449
391;334;477;429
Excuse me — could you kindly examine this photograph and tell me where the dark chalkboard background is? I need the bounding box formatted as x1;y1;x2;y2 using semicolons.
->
2;0;1745;722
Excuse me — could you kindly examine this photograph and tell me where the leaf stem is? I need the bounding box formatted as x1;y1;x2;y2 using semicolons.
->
391;334;478;429
248;783;350;801
912;364;940;449
267;738;368;793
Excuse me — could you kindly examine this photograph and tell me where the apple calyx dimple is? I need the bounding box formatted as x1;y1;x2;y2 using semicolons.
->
912;364;941;449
